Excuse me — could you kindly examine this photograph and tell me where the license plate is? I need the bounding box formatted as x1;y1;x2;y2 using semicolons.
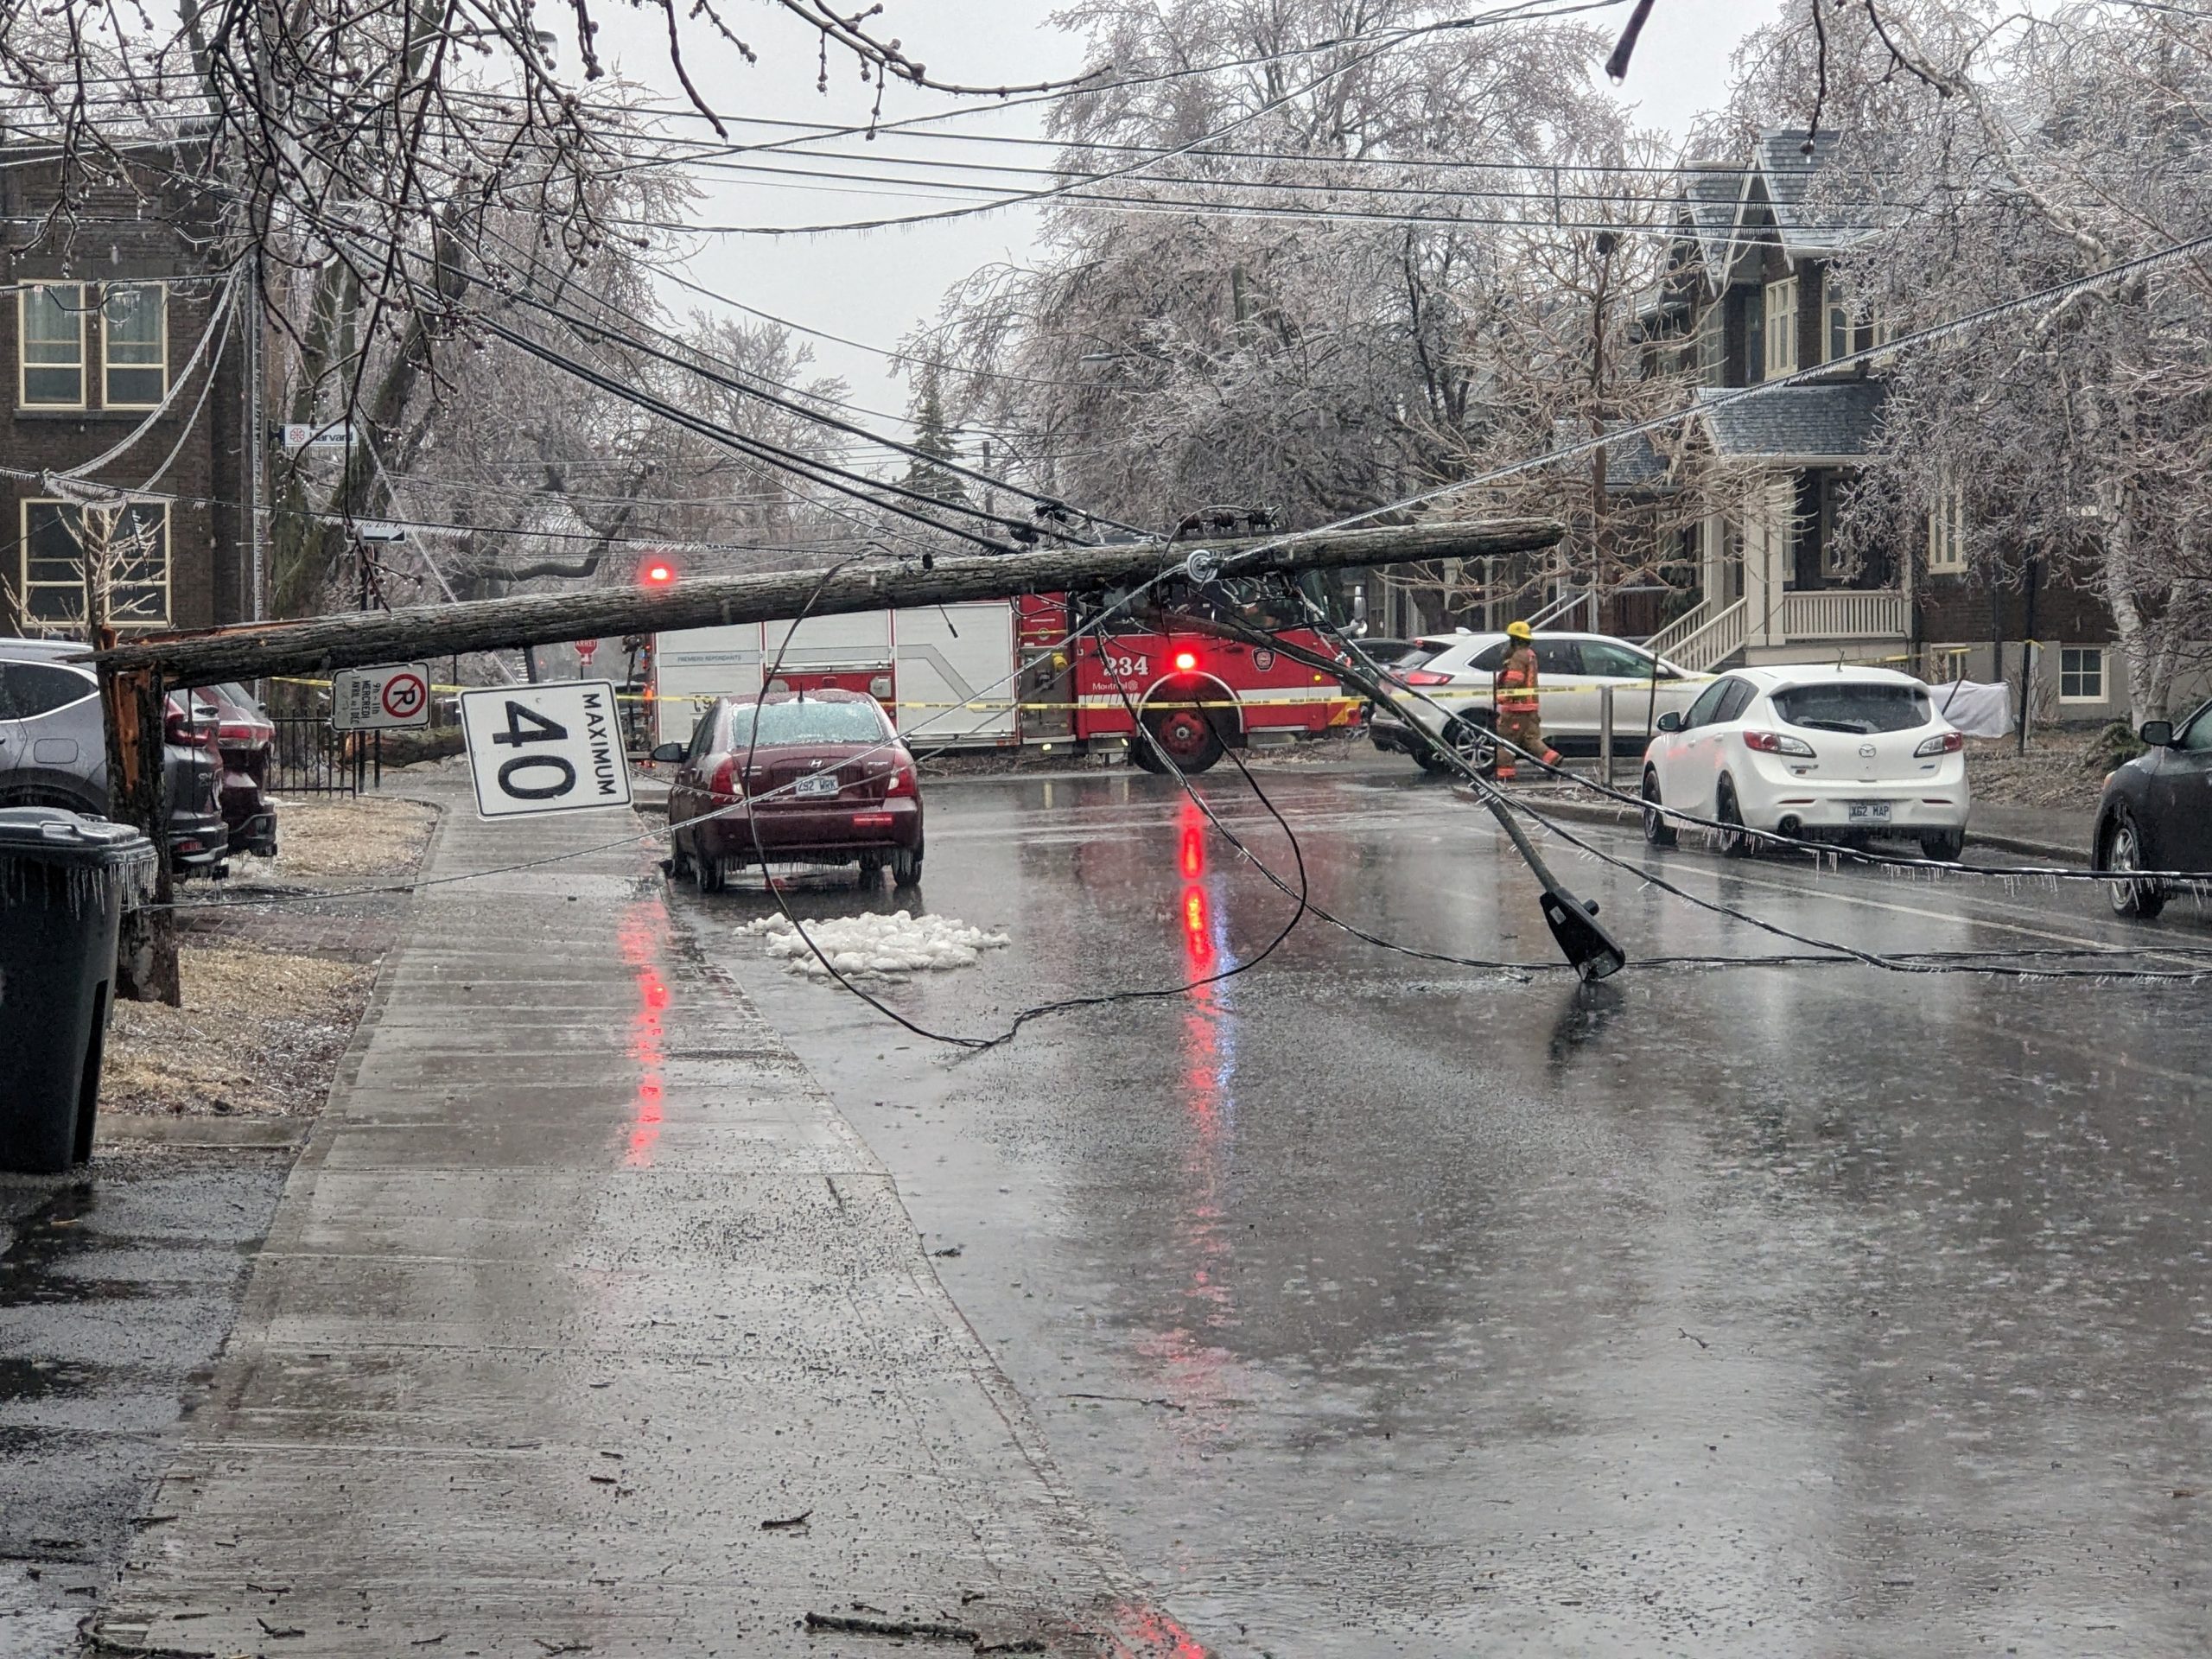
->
1847;800;1891;823
793;772;838;798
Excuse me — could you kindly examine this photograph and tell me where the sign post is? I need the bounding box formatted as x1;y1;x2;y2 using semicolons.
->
458;681;632;819
332;664;433;731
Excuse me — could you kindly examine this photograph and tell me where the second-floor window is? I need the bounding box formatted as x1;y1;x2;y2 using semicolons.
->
103;283;168;408
1764;276;1799;378
21;283;87;407
1927;484;1967;574
19;499;172;631
1694;303;1723;384
1823;270;1852;364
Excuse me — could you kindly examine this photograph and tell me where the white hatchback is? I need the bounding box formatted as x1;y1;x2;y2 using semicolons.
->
1639;664;1971;860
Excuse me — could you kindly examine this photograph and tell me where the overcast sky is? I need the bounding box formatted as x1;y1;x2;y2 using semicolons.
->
597;0;1783;431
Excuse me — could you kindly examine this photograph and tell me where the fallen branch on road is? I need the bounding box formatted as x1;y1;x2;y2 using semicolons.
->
804;1610;981;1643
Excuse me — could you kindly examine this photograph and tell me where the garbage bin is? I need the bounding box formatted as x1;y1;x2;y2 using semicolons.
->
0;808;155;1174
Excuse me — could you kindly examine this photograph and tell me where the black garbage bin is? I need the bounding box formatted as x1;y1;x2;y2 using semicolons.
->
0;807;155;1174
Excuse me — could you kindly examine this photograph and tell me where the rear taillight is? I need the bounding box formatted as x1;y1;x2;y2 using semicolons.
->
163;709;190;744
1915;730;1965;757
1743;730;1816;757
1400;670;1452;687
216;721;264;745
885;763;916;796
708;757;741;801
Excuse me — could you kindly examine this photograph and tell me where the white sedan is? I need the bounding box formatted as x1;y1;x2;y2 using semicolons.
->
1639;664;1971;860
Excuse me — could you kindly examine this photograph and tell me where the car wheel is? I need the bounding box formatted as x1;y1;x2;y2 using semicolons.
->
891;845;923;888
1715;776;1757;859
1641;768;1677;848
857;853;885;886
1919;827;1965;861
695;842;727;893
667;832;695;882
1140;699;1226;773
1448;715;1497;778
2099;807;2165;919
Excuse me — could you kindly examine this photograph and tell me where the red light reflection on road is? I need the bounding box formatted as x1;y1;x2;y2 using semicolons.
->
1107;1604;1210;1657
617;903;671;1166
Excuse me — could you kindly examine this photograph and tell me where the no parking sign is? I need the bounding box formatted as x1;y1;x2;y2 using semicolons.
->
332;664;432;730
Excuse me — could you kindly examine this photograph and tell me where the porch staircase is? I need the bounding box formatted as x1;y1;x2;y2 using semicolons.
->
1644;598;1748;673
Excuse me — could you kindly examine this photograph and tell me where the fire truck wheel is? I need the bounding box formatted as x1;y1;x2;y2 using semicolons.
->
1127;734;1166;772
1141;702;1226;772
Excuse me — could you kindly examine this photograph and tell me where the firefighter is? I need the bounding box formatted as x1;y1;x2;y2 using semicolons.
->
1491;620;1560;783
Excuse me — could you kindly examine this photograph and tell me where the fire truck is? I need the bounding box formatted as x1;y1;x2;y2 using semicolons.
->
645;574;1357;773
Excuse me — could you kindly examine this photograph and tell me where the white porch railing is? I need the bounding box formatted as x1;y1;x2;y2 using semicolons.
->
1657;598;1748;672
1644;599;1713;660
1775;588;1910;642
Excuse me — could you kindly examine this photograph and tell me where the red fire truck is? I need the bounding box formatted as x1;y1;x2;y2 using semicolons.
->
647;575;1356;773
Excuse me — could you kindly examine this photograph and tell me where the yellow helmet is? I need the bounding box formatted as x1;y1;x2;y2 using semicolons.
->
1505;620;1534;641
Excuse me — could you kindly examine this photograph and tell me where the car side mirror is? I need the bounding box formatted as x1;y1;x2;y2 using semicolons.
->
2139;720;2174;748
1655;712;1683;734
650;741;686;763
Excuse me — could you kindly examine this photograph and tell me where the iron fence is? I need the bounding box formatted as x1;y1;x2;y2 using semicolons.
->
270;717;380;798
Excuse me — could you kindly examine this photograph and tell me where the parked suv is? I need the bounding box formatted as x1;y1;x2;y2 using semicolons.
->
0;637;229;877
1369;630;1708;773
179;681;278;857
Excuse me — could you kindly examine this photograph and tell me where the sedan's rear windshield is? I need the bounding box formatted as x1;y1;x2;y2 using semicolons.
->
1772;683;1933;734
728;698;887;747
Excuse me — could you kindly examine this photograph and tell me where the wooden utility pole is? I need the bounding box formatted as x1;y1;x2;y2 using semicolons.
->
88;518;1563;1001
92;521;1560;687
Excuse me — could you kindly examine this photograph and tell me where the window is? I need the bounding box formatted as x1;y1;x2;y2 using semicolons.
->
2178;702;2212;753
20;283;86;407
1714;679;1758;724
1772;681;1933;734
731;696;892;747
1927;485;1967;574
1682;677;1736;729
1745;295;1764;385
103;283;168;408
1817;474;1850;580
1532;640;1583;677
1694;303;1723;385
1579;641;1658;679
19;499;171;631
1871;308;1898;353
0;660;99;720
2059;646;2106;703
1822;270;1852;364
1764;276;1799;378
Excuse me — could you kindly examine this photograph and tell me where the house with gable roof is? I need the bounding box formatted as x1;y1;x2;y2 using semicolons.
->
1626;133;2122;724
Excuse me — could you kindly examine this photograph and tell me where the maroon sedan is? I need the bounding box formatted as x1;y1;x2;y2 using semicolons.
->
653;690;923;892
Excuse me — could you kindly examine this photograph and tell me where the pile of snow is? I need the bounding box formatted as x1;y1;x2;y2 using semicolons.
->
738;909;1010;981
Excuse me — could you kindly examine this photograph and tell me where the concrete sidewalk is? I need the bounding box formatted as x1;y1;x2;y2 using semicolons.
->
97;787;1185;1658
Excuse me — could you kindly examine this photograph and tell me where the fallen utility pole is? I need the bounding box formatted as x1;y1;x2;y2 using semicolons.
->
92;520;1559;686
89;518;1562;1002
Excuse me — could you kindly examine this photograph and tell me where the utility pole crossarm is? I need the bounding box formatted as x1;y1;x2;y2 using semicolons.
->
87;520;1563;688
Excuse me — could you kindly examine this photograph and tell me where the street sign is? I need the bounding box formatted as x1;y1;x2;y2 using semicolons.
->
575;639;598;666
279;421;356;454
458;680;632;820
332;663;433;731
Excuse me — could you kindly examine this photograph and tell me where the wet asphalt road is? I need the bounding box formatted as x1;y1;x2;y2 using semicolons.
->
677;753;2212;1658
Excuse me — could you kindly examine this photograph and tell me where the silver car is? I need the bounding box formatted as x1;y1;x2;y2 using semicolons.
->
0;638;230;875
1368;629;1711;774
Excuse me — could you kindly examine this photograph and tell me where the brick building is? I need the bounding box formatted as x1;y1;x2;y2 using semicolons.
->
1;137;257;643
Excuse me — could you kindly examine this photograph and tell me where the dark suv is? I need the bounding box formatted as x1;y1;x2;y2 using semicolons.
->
0;638;230;877
177;681;278;857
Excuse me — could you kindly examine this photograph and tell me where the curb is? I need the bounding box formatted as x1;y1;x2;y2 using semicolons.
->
1452;784;2090;868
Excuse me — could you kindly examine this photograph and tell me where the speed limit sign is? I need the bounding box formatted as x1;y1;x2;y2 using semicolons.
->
458;681;633;819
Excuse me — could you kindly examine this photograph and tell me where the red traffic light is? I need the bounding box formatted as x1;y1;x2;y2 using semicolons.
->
639;557;677;587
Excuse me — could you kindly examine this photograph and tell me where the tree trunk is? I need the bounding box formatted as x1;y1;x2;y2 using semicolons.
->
102;668;181;1007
